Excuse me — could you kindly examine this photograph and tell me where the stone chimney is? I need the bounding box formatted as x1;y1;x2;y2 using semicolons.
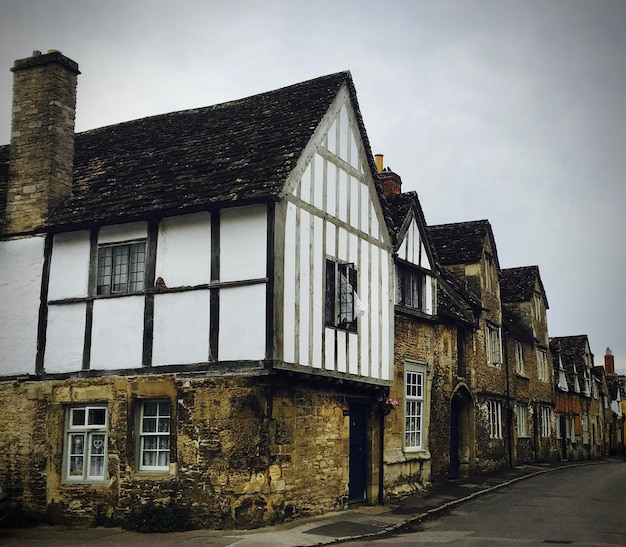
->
375;154;402;197
605;347;615;374
4;50;80;234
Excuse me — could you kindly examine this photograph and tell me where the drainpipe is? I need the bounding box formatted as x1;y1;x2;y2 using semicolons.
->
378;407;385;504
503;329;513;467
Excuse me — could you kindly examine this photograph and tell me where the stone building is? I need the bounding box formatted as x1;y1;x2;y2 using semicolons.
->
500;266;557;464
427;220;509;474
0;51;395;527
378;165;438;498
550;335;605;460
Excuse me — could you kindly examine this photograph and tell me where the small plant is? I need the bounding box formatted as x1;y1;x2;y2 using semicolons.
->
123;499;194;533
377;396;399;416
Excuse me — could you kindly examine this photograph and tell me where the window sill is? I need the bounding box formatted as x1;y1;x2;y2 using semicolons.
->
515;373;530;380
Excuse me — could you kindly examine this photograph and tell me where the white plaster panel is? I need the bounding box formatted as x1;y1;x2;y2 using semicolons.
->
349;130;359;169
337;330;347;373
370;246;380;379
370;203;380;240
98;222;147;244
299;163;311;204
0;237;44;375
282;203;297;363
155;213;211;287
338;228;348;262
311;216;324;368
48;231;90;300
425;275;434;315
380;250;391;381
349;176;359;227
337;171;348;223
339;105;349;162
220;205;267;282
153;291;210;365
91;297;144;370
45;304;86;372
360;182;370;235
421;242;431;270
327;119;337;155
397;238;408;262
324;327;335;371
326;222;336;258
348;332;359;375
313;154;324;211
326;165;337;219
298;210;311;366
359;240;370;378
219;284;266;361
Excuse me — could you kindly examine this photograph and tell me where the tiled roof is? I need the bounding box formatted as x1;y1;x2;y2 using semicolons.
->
386;190;437;262
500;266;549;308
437;267;481;327
427;219;500;269
31;71;372;228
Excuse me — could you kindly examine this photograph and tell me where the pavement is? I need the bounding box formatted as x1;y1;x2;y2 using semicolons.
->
0;458;619;546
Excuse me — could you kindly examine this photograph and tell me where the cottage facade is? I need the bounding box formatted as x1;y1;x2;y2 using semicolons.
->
0;51;394;527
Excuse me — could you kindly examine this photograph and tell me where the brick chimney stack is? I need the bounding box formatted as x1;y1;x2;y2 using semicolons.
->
605;347;615;374
375;154;402;196
4;50;80;234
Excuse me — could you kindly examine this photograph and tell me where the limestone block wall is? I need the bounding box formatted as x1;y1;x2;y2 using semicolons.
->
0;374;352;529
383;314;434;498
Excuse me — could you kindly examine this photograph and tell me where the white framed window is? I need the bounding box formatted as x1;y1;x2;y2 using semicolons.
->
138;400;171;471
581;414;589;444
515;341;524;374
557;357;568;391
486;326;501;365
64;405;108;482
537;349;549;382
397;264;425;311
404;363;426;451
533;293;543;321
516;404;529;437
488;400;503;439
97;240;146;295
540;406;551;437
582;369;591;397
325;259;359;332
484;253;494;292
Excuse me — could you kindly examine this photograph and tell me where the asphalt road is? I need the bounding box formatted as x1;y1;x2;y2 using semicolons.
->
344;461;626;546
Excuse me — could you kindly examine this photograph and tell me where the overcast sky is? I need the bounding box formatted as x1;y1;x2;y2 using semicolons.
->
1;0;624;374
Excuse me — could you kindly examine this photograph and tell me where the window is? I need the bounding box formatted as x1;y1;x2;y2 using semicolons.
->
97;241;146;295
139;401;171;471
581;414;589;444
533;293;543;321
397;265;425;310
540;406;551;437
537;349;549;382
557;357;568;391
325;259;359;331
404;364;426;451
515;341;524;374
484;253;494;292
516;404;529;437
488;400;503;439
64;405;108;482
582;369;591;397
486;326;501;365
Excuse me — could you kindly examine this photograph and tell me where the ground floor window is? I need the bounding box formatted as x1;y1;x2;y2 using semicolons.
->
516;404;529;437
138;400;171;471
64;405;108;482
404;363;426;451
540;406;551;437
488;400;503;439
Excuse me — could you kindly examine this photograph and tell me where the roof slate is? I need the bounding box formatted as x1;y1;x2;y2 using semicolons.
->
501;266;549;308
10;71;367;229
427;219;500;269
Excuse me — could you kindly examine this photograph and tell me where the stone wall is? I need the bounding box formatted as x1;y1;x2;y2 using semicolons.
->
0;374;355;529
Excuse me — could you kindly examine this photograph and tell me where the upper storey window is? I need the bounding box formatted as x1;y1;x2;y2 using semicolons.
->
97;241;146;295
397;265;426;311
325;259;360;332
484;253;494;292
533;293;543;321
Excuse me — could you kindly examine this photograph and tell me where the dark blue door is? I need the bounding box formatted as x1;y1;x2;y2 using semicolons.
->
349;403;367;502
